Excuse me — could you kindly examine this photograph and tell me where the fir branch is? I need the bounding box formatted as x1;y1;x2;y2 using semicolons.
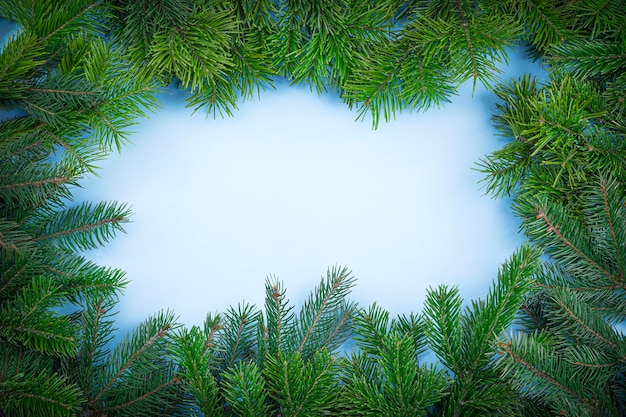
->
352;304;392;358
264;277;295;357
173;324;221;416
27;87;97;95
455;0;478;80
503;340;595;412
203;317;220;356
80;298;105;399
463;244;540;372
26;201;132;253
274;285;282;353
599;176;625;279
0;253;31;297
31;216;126;243
0;176;70;189
90;321;173;406
219;303;258;368
0;219;36;253
423;285;463;375
323;305;352;349
222;361;269;416
295;266;355;357
520;301;544;331
535;206;622;287
228;315;248;367
0;370;82;417
553;298;617;351
101;376;179;413
265;350;338;417
40;1;102;43
528;1;566;43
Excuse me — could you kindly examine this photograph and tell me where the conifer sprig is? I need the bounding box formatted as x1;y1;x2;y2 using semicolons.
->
341;304;447;416
423;244;541;416
87;310;180;416
222;361;269;416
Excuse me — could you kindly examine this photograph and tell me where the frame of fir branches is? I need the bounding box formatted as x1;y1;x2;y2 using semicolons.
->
0;1;625;416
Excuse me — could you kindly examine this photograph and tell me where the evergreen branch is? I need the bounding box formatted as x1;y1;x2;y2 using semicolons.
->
41;250;127;302
81;298;105;398
0;32;44;92
90;322;172;406
548;39;626;79
293;356;335;417
15;279;63;325
352;304;391;358
455;0;478;80
227;318;247;367
101;375;179;413
265;350;337;417
364;43;412;109
11;140;45;157
274;284;283;354
222;362;269;416
40;1;101;43
0;253;30;297
21;99;58;118
0;219;36;253
90;86;154;110
534;116;585;148
93;110;121;139
27;87;97;95
171;24;215;84
220;304;258;368
553;298;617;350
423;285;463;374
323;306;352;349
173;324;220;415
535;207;621;286
26;201;132;252
503;341;594;410
14;325;75;345
1;371;82;416
571;360;617;369
296;266;354;356
528;0;566;43
23;45;64;82
463;244;539;372
203;318;220;356
52;136;91;173
264;277;295;357
0;176;69;189
533;276;622;293
0;278;76;356
521;301;544;330
600;176;624;277
31;216;125;243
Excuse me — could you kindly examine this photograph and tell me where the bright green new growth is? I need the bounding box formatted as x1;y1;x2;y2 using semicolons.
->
1;0;625;416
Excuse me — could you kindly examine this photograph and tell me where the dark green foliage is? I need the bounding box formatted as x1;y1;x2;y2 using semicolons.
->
423;244;541;416
170;267;356;415
339;304;448;416
264;349;340;417
222;361;269;416
494;174;626;416
2;0;626;415
0;1;156;415
479;8;626;411
478;73;626;208
79;308;181;417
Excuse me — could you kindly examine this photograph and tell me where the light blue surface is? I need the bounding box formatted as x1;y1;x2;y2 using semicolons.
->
73;48;545;328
